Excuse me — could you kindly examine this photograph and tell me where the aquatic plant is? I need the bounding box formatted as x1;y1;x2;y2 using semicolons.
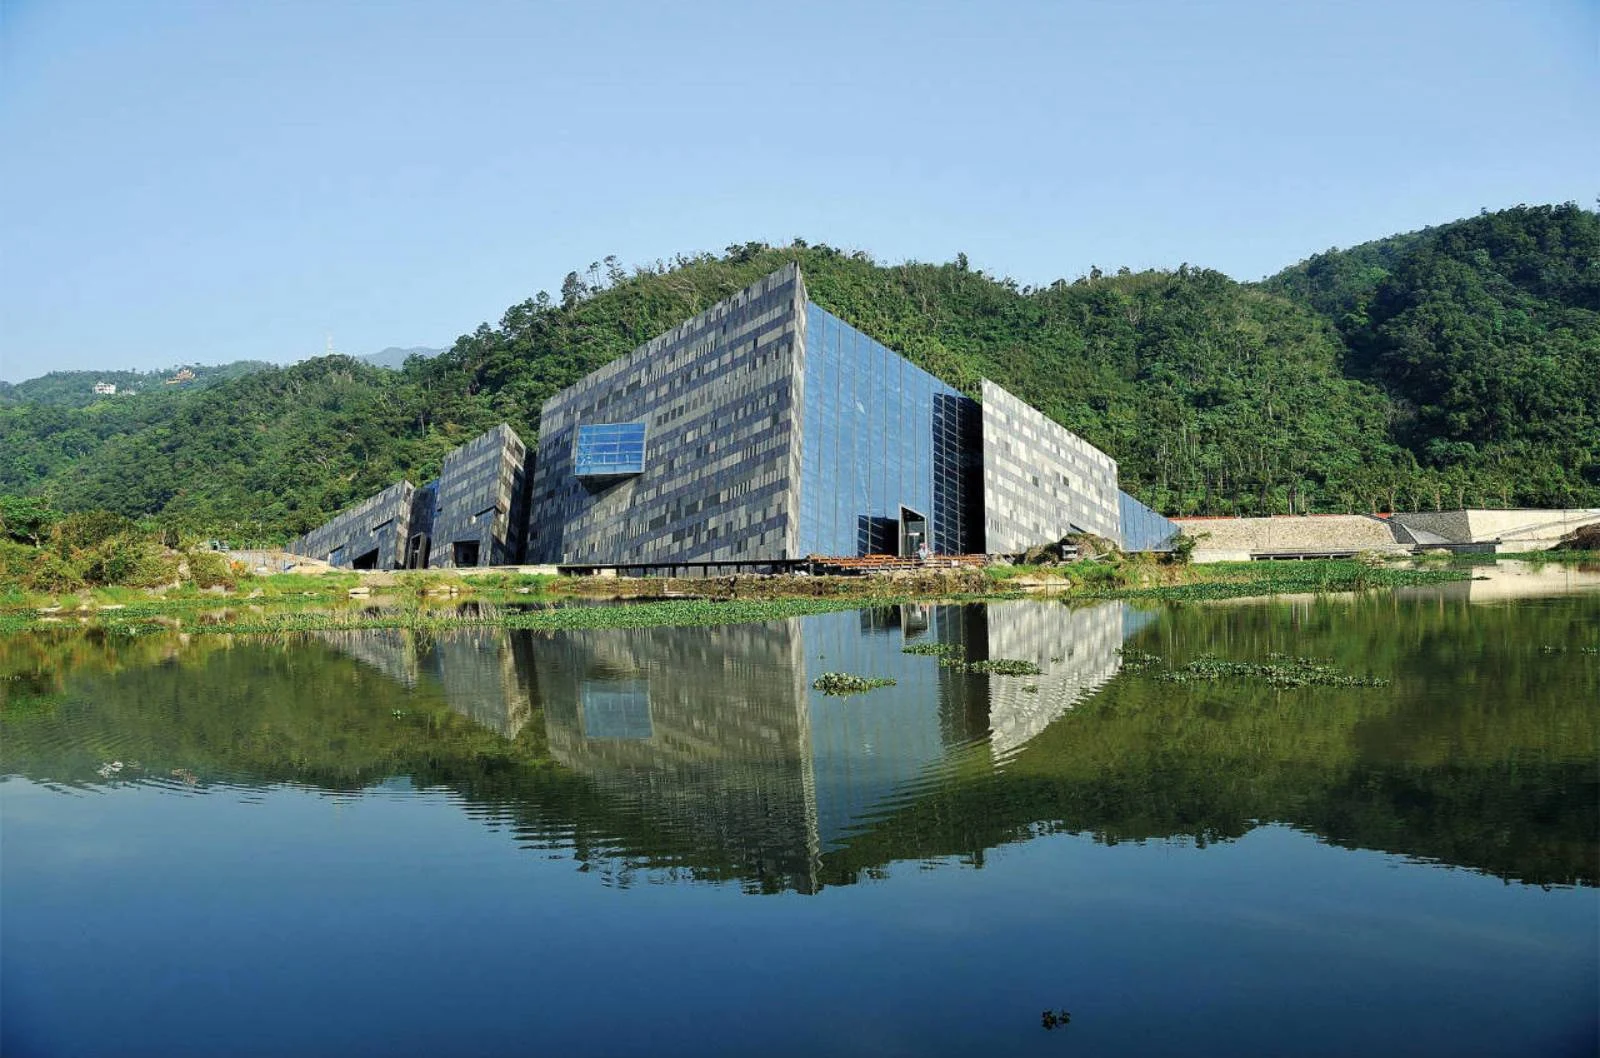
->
1040;1010;1072;1030
1153;652;1388;688
1117;648;1165;672
812;672;896;695
901;643;963;658
968;658;1044;676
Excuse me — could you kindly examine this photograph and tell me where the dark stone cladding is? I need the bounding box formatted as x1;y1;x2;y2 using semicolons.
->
287;424;529;570
527;264;806;565
287;481;413;569
428;424;530;567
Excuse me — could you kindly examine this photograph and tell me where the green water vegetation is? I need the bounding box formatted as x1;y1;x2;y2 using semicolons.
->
812;672;898;695
902;643;963;657
967;659;1045;676
1;204;1595;539
901;635;1044;675
1147;652;1390;688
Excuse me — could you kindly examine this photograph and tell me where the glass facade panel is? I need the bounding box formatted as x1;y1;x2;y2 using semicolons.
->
1118;489;1179;552
573;422;647;477
797;304;982;557
581;680;653;739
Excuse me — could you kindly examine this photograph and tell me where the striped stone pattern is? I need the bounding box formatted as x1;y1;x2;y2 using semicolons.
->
287;480;414;569
982;600;1128;758
429;424;530;567
528;264;806;565
980;380;1121;552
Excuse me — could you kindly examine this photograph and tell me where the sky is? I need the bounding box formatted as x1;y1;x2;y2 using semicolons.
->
1;0;1595;383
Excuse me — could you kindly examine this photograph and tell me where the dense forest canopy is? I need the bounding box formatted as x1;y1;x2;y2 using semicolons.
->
0;204;1595;539
0;361;276;409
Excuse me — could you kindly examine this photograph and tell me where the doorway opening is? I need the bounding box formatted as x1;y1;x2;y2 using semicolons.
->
899;506;928;558
405;533;431;570
351;548;380;570
452;540;482;567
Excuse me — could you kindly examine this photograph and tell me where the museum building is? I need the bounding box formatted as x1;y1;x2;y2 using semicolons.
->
527;263;1174;565
290;263;1174;570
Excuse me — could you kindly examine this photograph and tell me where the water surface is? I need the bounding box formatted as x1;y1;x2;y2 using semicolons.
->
3;569;1596;1057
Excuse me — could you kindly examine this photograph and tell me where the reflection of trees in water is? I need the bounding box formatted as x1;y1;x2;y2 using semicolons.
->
2;591;1595;891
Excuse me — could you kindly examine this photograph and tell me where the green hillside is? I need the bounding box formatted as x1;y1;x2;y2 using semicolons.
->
1;204;1595;539
0;361;276;409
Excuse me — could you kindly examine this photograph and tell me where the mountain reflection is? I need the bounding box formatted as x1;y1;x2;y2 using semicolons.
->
2;591;1594;892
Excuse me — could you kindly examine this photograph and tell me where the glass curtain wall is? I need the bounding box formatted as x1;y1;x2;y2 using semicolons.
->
798;305;981;556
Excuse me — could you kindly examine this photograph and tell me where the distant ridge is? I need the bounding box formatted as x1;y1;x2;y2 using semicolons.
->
358;347;444;370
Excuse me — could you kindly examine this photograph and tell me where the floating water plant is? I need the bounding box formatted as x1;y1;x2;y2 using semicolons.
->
901;643;962;658
1152;652;1388;688
812;672;896;695
1117;648;1164;672
968;658;1043;676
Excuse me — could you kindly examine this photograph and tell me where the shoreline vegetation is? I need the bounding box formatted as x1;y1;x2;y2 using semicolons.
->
2;498;1595;637
7;553;1567;637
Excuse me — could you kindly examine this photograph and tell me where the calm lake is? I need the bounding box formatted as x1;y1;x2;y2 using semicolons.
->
3;563;1597;1057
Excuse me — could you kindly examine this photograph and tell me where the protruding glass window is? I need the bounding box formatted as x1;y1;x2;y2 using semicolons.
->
574;422;646;479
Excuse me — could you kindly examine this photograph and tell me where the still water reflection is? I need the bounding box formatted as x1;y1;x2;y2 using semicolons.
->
2;579;1597;1057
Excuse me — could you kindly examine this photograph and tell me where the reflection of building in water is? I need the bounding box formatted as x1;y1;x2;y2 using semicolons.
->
536;602;1142;882
324;601;1143;892
421;631;535;738
319;628;534;739
532;621;819;892
982;601;1154;758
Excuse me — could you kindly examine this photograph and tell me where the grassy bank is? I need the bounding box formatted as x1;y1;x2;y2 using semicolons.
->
0;555;1494;636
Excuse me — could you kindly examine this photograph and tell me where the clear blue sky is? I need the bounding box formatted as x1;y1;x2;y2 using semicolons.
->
2;0;1595;383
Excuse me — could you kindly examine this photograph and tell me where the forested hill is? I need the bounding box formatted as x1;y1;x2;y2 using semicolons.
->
0;204;1594;539
0;361;276;409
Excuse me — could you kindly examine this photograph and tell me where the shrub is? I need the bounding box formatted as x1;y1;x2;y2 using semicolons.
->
51;511;138;555
0;497;59;546
186;550;237;590
25;552;86;594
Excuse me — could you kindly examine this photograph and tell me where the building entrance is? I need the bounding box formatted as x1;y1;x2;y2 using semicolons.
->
899;506;928;558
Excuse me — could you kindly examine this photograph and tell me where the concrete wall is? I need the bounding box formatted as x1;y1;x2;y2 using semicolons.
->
287;480;414;569
1464;508;1600;548
1176;514;1408;562
429;424;529;567
1389;508;1600;549
980;379;1120;553
528;265;805;565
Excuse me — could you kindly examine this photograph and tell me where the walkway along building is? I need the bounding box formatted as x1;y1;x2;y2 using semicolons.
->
290;263;1175;570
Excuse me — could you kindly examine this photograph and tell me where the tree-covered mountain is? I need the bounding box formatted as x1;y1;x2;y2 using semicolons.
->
0;204;1594;539
1263;203;1598;505
0;361;276;409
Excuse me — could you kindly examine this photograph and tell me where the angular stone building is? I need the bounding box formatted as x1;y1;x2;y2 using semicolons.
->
527;263;1174;565
286;481;416;570
425;424;530;568
288;424;530;569
293;264;1176;571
